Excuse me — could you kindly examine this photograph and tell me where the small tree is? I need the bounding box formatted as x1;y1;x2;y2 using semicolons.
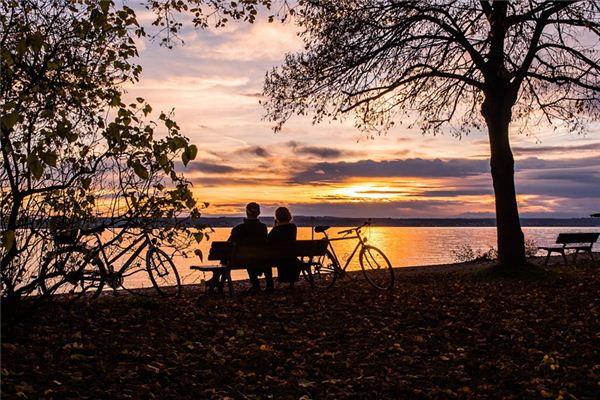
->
0;0;202;304
262;0;600;267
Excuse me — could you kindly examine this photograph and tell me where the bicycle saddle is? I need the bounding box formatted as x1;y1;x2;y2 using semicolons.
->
314;225;330;233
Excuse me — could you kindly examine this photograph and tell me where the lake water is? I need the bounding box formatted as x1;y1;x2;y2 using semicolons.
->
29;225;599;294
170;226;600;287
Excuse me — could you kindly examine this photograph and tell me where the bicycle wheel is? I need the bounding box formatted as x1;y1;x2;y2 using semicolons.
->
304;250;338;289
39;246;105;298
359;245;394;290
146;247;181;297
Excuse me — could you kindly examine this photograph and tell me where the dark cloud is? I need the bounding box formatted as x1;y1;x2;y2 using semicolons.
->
296;146;343;159
517;171;600;199
521;170;599;184
235;146;270;158
185;161;239;174
287;199;467;218
287;141;348;159
282;195;599;218
516;156;600;171
514;157;600;199
290;158;490;183
415;189;493;197
513;143;600;156
189;176;283;187
240;92;262;98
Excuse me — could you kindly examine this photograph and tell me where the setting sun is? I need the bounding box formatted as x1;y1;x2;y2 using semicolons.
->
335;183;407;201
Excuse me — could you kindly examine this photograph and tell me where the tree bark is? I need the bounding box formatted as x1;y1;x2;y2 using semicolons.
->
479;2;526;268
482;99;526;267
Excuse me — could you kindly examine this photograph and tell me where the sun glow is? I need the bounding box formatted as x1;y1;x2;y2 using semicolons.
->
335;183;407;201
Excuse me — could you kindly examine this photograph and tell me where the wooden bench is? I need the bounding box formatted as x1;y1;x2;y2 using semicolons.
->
190;240;329;295
539;232;599;266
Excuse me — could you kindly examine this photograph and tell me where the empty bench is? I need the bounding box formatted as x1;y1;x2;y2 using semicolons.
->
539;232;599;266
191;240;328;296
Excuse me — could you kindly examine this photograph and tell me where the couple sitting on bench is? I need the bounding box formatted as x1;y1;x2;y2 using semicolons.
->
225;202;300;292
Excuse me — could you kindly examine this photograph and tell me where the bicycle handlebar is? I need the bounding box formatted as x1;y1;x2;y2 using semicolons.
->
337;220;371;235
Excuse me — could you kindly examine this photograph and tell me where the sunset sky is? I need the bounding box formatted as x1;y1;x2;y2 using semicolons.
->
126;13;600;219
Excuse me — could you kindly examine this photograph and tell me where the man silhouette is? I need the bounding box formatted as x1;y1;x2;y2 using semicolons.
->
228;202;272;291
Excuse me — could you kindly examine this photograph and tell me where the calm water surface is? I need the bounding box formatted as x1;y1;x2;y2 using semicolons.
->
172;226;600;286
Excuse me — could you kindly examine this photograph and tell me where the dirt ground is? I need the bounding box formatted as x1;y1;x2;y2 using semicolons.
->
2;256;599;399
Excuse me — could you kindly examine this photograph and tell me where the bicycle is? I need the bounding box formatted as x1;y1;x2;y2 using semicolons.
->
305;221;394;290
40;228;181;298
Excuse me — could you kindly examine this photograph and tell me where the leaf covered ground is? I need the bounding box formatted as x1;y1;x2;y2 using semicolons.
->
2;261;600;399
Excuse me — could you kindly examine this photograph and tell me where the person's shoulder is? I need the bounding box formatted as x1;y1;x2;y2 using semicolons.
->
232;222;244;231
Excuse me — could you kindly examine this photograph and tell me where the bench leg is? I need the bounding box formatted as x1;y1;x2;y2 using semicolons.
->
202;269;229;295
302;259;315;288
561;250;568;266
206;272;220;294
573;249;579;263
227;273;234;297
217;272;229;294
544;251;551;267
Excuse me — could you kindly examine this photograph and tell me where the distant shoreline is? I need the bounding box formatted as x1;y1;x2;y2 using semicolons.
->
27;216;600;230
161;216;600;228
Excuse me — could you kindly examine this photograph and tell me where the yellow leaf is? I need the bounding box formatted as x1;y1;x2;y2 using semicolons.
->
144;364;160;374
259;344;273;352
184;340;194;350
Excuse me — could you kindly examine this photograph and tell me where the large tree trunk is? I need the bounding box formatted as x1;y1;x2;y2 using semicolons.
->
482;100;526;267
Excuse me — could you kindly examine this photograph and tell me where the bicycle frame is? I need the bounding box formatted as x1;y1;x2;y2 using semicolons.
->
319;228;368;272
42;225;182;297
88;230;152;277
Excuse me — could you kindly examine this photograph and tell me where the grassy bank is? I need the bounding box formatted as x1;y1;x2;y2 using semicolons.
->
2;260;599;399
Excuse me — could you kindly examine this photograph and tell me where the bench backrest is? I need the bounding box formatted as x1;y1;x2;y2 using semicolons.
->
208;240;329;266
555;232;600;245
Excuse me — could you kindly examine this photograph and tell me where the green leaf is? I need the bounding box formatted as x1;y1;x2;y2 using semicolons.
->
142;104;152;116
81;177;92;189
1;112;20;131
157;154;169;167
29;32;44;53
182;144;197;167
132;161;149;179
186;144;198;160
27;154;44;179
100;0;110;13
1;230;16;251
40;151;58;167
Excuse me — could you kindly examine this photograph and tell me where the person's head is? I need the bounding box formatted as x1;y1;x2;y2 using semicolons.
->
245;202;260;219
275;206;292;224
